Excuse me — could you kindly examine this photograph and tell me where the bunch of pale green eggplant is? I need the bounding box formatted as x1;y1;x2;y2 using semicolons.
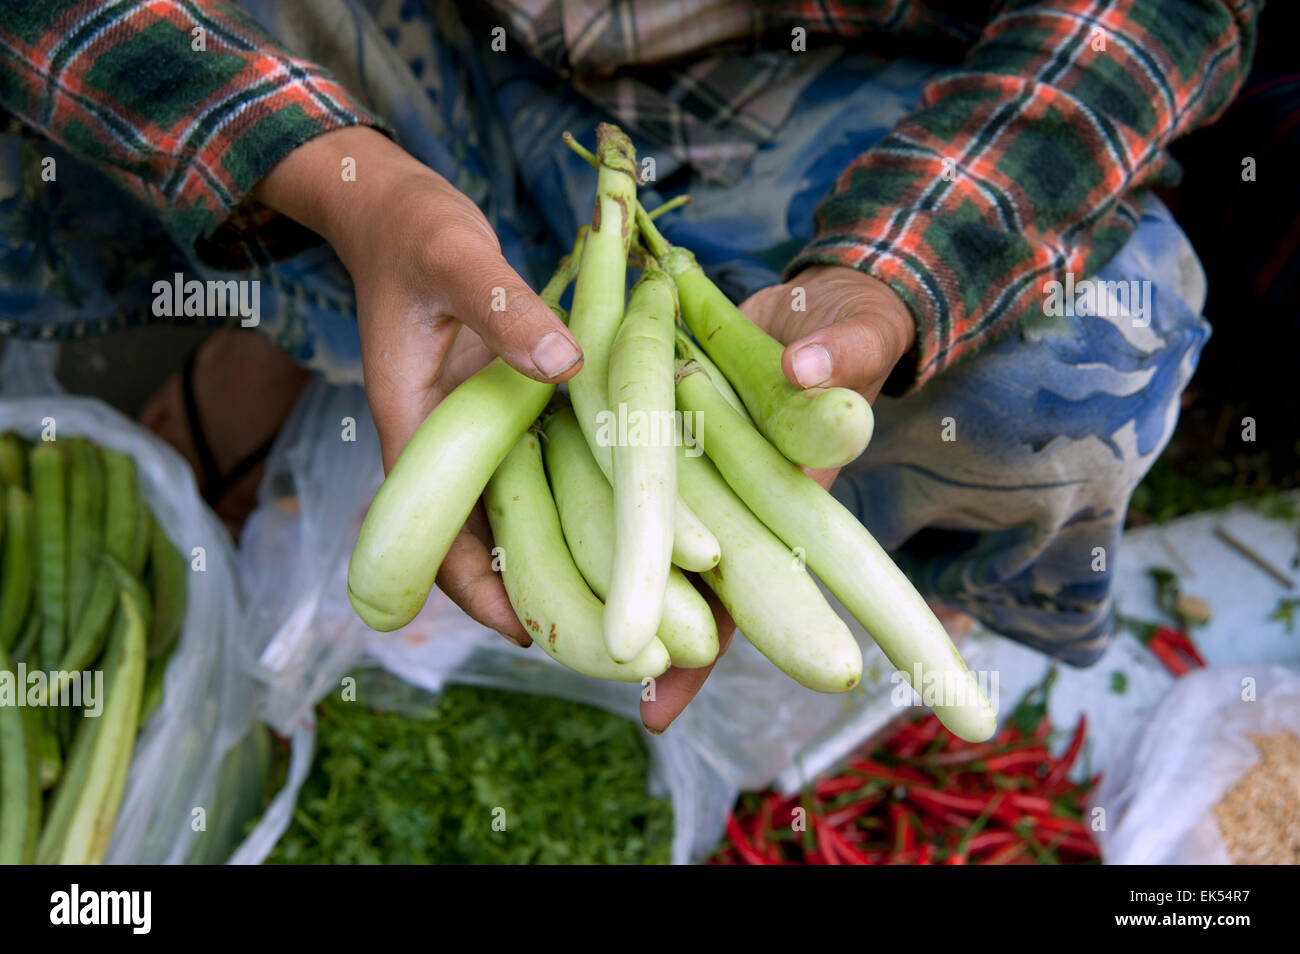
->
347;125;996;743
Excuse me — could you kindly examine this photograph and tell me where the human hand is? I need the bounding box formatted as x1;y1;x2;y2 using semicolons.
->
252;126;583;646
738;264;916;487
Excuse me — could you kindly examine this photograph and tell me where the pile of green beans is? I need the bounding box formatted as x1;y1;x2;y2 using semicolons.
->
347;125;996;742
0;433;187;864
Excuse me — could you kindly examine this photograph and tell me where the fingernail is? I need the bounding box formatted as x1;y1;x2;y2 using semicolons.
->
642;722;666;736
498;630;530;648
791;344;832;388
532;332;581;378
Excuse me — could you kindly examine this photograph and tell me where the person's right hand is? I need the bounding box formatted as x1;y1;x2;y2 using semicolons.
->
252;126;583;645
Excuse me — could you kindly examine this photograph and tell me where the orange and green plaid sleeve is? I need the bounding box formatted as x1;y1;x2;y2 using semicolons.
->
785;0;1261;390
0;0;383;260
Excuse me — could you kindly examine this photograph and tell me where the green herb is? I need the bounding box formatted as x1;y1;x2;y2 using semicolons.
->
1116;613;1159;643
1129;459;1271;524
1269;598;1300;634
265;673;672;865
1109;671;1128;695
1148;566;1179;612
1253;494;1299;523
1008;668;1057;738
1146;566;1210;631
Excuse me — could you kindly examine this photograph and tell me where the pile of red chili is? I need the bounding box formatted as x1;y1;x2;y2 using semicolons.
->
713;703;1100;865
1142;624;1206;677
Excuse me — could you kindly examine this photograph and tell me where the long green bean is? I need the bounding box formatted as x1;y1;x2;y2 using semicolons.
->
30;443;68;668
66;439;105;625
0;486;34;650
0;641;41;863
59;586;147;865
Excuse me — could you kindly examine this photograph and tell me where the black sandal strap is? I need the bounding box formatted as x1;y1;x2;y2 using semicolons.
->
181;348;276;508
181;348;224;507
209;433;275;504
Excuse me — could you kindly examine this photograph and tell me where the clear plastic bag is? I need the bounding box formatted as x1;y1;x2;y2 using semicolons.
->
0;341;260;863
1092;665;1300;865
237;376;971;863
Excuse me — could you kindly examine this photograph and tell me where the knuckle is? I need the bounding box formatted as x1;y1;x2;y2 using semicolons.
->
480;282;540;341
853;320;889;370
420;219;500;275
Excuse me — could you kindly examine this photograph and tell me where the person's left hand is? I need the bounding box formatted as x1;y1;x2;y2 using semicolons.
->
639;264;916;733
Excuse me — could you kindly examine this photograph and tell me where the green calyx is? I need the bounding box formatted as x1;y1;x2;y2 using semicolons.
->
594;123;637;178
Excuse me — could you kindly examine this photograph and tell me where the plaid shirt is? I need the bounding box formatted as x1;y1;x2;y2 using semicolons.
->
0;0;380;265
0;0;1260;387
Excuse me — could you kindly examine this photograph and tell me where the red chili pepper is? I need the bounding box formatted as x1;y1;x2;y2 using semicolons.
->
1007;793;1053;816
726;814;773;865
916;740;1030;768
814;816;872;865
982;748;1052;774
888;802;917;854
754;799;773;856
1054;833;1101;858
1154;625;1206;668
815;775;872;798
1146;627;1192;676
823;796;881;829
764;791;800;828
907;788;991;815
1031;814;1090;836
720;682;1101;867
1046;714;1087;788
1177;635;1207;668
851;758;930;785
983;842;1027;865
991;799;1030;827
1034;713;1051;741
818;833;844;865
965;830;1019;854
891;715;944;757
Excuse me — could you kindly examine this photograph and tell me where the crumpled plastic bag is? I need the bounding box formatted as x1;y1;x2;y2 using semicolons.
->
0;341;261;863
1092;665;1300;865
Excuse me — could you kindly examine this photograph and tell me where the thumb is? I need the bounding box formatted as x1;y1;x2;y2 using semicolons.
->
448;245;584;383
776;268;915;398
782;315;900;395
782;296;915;399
